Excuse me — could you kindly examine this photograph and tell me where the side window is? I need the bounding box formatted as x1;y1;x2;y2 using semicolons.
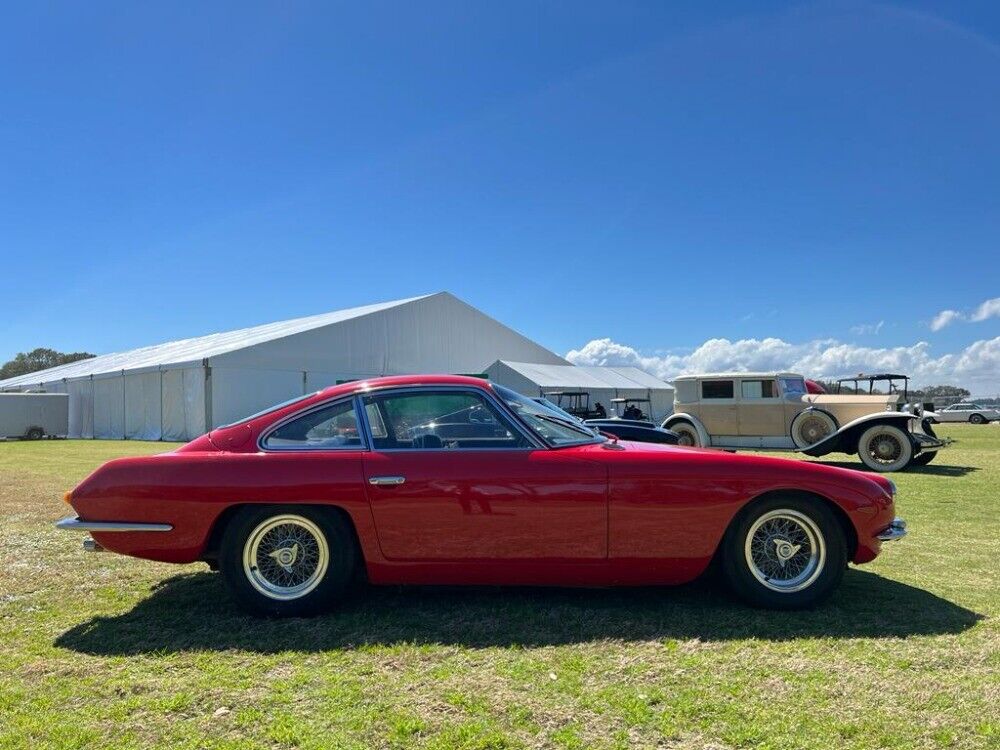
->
263;399;363;450
741;379;777;399
363;390;529;450
702;380;734;399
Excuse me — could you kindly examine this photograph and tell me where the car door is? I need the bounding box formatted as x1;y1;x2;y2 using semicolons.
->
360;387;608;561
736;378;785;439
697;379;738;439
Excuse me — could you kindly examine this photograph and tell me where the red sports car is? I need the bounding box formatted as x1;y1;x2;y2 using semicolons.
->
57;375;906;616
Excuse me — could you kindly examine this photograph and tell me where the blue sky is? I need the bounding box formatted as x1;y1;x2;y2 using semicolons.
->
1;2;998;389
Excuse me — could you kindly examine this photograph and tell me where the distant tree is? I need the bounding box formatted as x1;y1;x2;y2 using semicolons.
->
0;348;95;380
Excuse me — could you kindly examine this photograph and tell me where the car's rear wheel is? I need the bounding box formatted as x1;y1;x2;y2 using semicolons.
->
856;424;913;472
668;421;700;447
219;506;356;617
790;410;837;448
912;451;936;466
721;495;846;609
25;427;44;440
970;413;986;425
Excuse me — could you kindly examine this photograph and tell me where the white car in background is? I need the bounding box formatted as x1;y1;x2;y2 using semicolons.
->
930;403;1000;424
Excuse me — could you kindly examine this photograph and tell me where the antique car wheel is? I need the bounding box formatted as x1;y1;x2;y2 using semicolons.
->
669;422;700;447
25;427;44;440
912;451;936;466
721;496;846;609
970;413;986;425
856;424;913;472
790;410;837;449
220;506;356;617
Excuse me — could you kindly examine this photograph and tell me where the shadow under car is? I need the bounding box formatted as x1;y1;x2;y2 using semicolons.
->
55;569;982;656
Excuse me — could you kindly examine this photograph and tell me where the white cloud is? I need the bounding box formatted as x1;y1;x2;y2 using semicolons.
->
970;297;1000;323
566;335;1000;392
930;296;1000;330
850;320;884;335
930;309;964;331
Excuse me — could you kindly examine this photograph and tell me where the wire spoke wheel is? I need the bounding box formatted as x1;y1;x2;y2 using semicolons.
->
744;509;825;593
867;433;902;464
242;514;329;601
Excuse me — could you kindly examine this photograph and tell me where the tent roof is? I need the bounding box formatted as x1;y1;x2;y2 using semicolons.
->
494;361;671;390
0;294;433;388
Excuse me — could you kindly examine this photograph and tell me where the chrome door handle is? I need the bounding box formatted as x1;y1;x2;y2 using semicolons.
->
368;476;406;486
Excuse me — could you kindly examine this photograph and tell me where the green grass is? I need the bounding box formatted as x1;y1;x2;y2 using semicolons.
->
0;427;997;749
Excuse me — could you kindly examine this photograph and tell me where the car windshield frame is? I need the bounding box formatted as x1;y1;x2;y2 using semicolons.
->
493;385;605;447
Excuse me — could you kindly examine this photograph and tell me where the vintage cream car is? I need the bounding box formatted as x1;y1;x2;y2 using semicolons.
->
663;372;946;472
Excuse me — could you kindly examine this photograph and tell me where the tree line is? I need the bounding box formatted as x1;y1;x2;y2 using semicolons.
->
0;348;96;381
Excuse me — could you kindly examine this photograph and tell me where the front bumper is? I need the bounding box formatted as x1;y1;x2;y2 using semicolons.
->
877;517;907;542
55;515;173;533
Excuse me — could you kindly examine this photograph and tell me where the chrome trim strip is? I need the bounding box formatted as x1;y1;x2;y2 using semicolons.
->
55;516;173;532
877;517;907;542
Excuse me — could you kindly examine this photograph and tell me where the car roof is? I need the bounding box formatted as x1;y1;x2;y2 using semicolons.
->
316;374;494;400
671;372;801;381
836;373;908;381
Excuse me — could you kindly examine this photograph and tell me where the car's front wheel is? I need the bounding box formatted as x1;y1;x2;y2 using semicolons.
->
970;413;986;425
669;421;700;447
856;424;914;472
721;496;846;609
219;506;357;617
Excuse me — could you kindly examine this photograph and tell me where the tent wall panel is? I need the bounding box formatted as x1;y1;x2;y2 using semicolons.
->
67;379;95;438
161;367;206;442
211;368;303;429
93;376;125;439
124;371;162;441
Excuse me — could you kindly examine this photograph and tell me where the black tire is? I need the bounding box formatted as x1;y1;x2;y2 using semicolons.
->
25;427;44;440
721;495;847;610
970;414;986;425
912;451;936;466
219;505;357;617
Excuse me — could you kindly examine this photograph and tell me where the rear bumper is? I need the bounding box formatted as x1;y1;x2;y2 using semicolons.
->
55;515;173;533
876;517;907;542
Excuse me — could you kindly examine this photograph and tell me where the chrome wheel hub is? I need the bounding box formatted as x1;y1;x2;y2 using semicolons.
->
744;509;826;593
242;515;329;601
872;436;901;462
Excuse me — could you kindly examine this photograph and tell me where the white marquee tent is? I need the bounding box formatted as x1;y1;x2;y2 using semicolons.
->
485;360;675;421
0;293;568;441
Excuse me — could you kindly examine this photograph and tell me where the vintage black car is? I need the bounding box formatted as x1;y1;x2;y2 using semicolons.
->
532;398;679;445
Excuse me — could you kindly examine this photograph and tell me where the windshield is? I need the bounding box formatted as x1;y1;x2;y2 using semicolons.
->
779;377;806;396
532;397;582;423
495;385;603;446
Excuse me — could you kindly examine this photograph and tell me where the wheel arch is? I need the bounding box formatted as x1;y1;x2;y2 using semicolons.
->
200;502;367;578
717;488;858;563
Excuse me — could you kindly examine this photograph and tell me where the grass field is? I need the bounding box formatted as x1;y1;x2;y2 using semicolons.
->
1;426;997;749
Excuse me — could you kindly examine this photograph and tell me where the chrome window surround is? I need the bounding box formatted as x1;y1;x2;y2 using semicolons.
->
258;396;368;453
257;384;546;453
356;385;544;452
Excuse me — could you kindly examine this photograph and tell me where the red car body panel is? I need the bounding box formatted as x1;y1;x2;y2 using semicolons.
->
68;375;896;586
